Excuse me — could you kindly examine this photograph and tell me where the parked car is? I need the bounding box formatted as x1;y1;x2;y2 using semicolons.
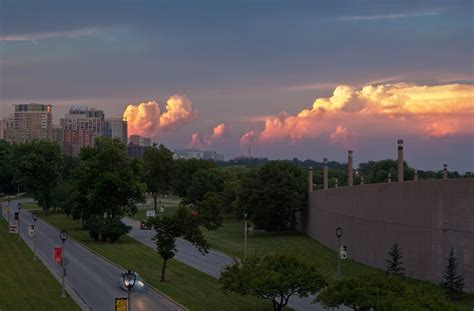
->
140;220;151;230
119;272;145;292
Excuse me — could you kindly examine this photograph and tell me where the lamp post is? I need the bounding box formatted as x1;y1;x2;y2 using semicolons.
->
60;230;68;298
17;202;22;242
243;213;248;259
7;198;11;223
336;227;343;278
32;212;38;261
123;270;137;311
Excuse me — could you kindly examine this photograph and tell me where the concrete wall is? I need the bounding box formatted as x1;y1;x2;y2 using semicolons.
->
301;178;474;292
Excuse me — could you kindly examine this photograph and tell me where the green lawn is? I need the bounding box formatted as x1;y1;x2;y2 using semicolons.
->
202;218;474;311
37;212;278;311
0;218;80;311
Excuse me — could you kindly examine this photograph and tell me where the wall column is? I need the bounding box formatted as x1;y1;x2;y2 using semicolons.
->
398;139;404;182
323;158;328;190
443;164;448;180
388;172;391;183
348;150;353;187
335;178;338;188
414;169;418;181
308;167;313;192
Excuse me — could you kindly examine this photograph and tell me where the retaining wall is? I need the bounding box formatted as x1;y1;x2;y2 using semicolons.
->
300;178;474;292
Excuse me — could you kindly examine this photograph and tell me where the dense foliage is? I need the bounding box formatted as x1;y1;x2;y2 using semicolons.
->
11;140;63;214
220;254;327;311
142;144;174;212
238;161;307;231
318;273;456;311
71;138;145;241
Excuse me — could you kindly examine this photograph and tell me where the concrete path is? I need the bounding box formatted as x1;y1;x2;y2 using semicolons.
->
123;217;338;311
1;200;184;311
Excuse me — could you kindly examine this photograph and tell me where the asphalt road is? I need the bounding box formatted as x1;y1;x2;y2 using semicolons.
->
123;217;340;311
1;200;184;311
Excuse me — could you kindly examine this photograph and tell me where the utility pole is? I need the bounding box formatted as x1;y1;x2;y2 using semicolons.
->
32;213;38;261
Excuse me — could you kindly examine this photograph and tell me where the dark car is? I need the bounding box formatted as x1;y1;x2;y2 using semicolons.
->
140;220;151;230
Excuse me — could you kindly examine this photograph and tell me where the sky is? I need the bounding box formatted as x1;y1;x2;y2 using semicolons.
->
0;0;473;171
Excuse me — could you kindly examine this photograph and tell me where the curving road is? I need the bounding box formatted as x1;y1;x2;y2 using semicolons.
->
1;200;184;311
123;217;344;311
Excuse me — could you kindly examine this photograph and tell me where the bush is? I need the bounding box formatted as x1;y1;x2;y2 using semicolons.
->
83;215;131;242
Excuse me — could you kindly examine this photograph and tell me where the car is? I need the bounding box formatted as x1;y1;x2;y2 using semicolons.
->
140;220;151;230
119;272;145;292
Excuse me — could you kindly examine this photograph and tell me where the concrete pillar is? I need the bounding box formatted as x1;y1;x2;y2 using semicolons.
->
335;178;338;188
361;176;364;185
348;150;353;187
388;172;391;183
323;158;328;190
414;169;418;181
308;167;313;192
443;164;448;180
397;139;404;182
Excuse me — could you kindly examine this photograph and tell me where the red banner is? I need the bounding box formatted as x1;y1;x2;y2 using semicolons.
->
54;247;63;263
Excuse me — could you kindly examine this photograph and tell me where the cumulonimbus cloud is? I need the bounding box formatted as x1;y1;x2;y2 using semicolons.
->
123;94;197;137
191;123;230;148
240;83;474;145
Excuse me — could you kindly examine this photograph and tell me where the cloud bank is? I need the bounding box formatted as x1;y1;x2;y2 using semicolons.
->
123;94;197;137
191;123;230;148
241;83;474;147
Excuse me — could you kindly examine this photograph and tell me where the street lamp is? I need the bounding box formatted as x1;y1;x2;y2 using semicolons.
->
7;198;11;223
336;227;343;278
32;212;38;261
17;202;22;242
243;213;248;259
60;230;68;298
123;270;137;311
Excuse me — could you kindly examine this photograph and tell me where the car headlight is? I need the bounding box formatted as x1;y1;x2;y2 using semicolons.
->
137;281;144;287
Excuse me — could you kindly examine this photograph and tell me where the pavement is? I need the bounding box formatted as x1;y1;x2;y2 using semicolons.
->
1;200;184;311
123;217;340;311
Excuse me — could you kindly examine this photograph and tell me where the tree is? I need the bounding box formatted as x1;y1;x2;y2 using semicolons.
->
440;248;464;301
143;144;174;212
196;191;224;230
386;242;405;276
318;273;455;311
186;167;225;205
11;141;62;214
152;206;210;281
238;161;307;231
0;140;14;195
172;158;215;198
73;137;145;240
220;254;327;311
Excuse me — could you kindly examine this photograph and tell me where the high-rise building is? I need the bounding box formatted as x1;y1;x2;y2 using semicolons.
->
60;106;105;156
105;118;128;144
4;103;53;144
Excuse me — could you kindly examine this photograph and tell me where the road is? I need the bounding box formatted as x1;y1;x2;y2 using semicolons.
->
123;217;339;311
1;200;184;311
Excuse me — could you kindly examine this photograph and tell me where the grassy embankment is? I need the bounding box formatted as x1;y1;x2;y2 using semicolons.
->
202;218;474;311
28;206;277;311
0;218;80;311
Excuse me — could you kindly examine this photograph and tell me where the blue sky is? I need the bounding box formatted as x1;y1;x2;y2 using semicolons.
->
1;0;473;170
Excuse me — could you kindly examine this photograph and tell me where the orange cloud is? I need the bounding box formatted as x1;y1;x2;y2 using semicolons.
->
329;126;360;149
241;83;474;144
123;94;197;137
191;123;230;148
240;130;258;146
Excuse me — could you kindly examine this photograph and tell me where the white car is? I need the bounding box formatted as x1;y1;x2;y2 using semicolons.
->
119;272;145;292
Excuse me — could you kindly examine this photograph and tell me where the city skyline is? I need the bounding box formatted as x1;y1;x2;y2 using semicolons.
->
1;0;473;171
